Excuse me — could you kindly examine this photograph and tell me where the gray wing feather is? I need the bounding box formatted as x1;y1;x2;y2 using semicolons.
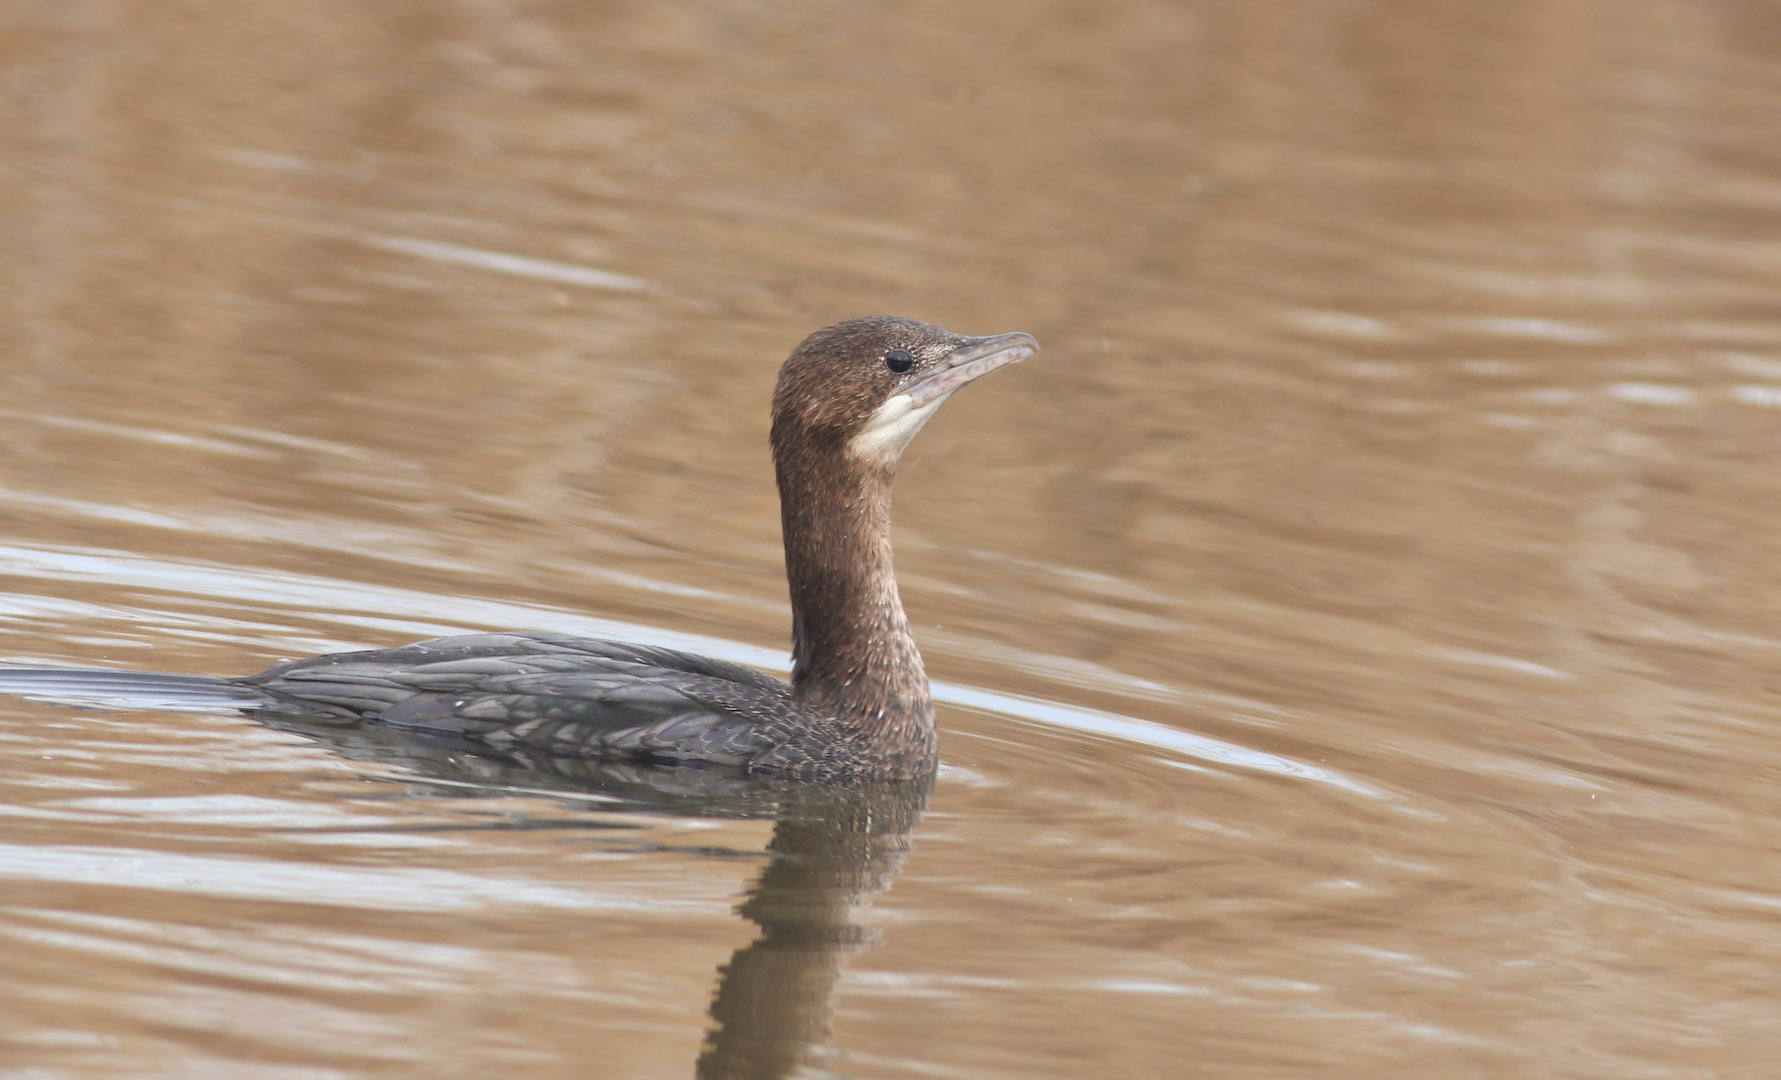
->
246;631;816;769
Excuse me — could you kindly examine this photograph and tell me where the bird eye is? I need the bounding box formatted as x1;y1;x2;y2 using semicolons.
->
883;349;914;374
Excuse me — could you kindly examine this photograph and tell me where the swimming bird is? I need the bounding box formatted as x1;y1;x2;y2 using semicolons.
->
0;317;1038;782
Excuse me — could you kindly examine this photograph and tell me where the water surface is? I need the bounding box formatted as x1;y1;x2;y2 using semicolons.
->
3;1;1781;1077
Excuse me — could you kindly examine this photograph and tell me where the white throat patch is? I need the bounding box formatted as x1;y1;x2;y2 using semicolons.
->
847;392;947;467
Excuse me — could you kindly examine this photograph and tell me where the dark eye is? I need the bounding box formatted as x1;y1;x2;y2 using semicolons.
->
883;349;914;374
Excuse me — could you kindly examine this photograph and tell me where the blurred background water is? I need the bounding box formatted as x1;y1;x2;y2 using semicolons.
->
3;1;1781;1077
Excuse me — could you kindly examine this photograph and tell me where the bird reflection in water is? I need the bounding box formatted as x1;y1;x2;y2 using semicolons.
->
696;776;928;1079
266;713;931;1080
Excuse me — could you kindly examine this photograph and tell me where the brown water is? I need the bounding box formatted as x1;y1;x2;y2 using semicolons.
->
3;1;1781;1076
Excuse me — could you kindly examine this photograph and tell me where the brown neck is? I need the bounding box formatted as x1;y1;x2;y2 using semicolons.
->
774;443;936;765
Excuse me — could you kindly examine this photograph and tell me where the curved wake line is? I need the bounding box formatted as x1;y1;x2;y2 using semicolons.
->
0;667;267;713
0;540;1392;800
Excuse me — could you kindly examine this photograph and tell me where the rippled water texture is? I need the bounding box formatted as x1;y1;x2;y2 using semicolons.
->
3;2;1781;1077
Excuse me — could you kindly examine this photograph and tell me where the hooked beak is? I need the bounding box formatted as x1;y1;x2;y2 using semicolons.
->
906;331;1040;407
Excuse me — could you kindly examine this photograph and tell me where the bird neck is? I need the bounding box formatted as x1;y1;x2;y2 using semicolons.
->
774;447;936;766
